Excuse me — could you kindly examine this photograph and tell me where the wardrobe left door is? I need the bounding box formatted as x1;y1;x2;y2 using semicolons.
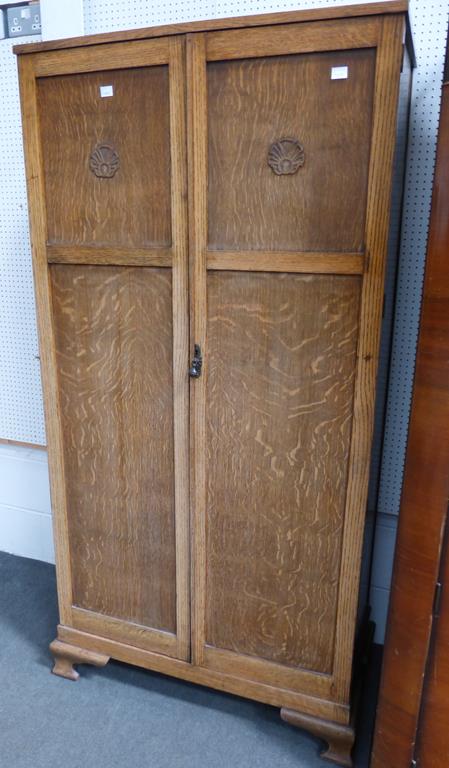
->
18;38;190;661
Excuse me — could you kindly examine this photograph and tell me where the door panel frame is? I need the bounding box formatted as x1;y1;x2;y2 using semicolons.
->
18;37;191;662
187;14;404;704
32;38;170;77
205;17;381;61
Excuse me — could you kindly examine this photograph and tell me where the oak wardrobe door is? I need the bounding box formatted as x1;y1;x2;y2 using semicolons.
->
20;38;190;660
188;16;403;709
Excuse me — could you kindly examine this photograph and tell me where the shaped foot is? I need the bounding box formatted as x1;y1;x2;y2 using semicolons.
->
50;639;109;681
281;707;355;767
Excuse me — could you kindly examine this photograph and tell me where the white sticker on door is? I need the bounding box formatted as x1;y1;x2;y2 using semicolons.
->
100;85;114;97
330;66;349;80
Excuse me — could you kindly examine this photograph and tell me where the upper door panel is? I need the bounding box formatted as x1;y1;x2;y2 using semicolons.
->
207;48;376;252
38;66;171;248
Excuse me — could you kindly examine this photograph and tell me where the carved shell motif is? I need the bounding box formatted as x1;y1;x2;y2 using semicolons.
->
89;143;120;178
268;137;305;176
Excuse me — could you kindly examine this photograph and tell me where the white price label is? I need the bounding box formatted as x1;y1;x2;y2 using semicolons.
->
331;66;349;81
100;85;114;98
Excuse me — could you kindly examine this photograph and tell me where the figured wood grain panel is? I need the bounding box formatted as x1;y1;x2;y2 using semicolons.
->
207;48;375;252
205;272;361;674
51;264;177;635
38;66;171;248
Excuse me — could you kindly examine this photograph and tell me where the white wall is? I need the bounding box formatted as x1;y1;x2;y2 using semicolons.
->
0;443;53;563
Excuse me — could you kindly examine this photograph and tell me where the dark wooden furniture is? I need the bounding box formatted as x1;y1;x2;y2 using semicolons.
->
372;31;449;768
16;5;409;766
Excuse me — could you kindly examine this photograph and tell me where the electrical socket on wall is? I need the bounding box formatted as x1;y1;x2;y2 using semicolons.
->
6;3;41;37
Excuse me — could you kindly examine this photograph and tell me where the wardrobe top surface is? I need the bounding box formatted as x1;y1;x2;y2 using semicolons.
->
14;1;412;58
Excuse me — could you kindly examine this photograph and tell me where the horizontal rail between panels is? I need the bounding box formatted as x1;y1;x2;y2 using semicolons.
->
71;606;179;657
46;245;173;267
202;644;333;698
206;250;365;274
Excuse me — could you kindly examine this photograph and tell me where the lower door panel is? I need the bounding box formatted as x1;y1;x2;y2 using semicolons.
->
51;264;186;659
200;270;361;694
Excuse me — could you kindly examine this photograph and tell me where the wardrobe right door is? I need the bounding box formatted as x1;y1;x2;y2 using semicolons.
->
188;14;404;718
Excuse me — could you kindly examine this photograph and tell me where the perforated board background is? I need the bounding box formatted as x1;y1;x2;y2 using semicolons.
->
378;0;448;516
0;0;447;527
0;35;44;445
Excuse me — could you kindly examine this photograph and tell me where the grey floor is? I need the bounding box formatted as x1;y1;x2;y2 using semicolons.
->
0;551;380;768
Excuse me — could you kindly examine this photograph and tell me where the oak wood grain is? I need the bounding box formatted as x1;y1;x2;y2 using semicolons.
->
71;607;178;657
206;251;365;275
50;639;109;681
39;36;191;663
186;14;405;728
187;32;208;668
32;38;169;77
206;18;379;62
168;36;191;663
47;245;172;267
17;54;74;626
203;645;332;699
17;7;407;748
57;624;350;723
332;14;405;702
14;2;409;55
205;271;361;674
38;65;171;249
207;48;375;252
281;708;355;767
51;264;177;636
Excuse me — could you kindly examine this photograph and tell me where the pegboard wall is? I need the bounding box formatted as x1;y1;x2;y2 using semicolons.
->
0;35;44;445
0;1;447;528
378;0;448;516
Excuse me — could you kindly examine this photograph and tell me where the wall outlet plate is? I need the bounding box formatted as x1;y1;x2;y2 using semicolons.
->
7;3;41;37
0;10;5;39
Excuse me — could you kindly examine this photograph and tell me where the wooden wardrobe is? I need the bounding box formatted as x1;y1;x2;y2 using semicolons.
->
16;3;411;766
